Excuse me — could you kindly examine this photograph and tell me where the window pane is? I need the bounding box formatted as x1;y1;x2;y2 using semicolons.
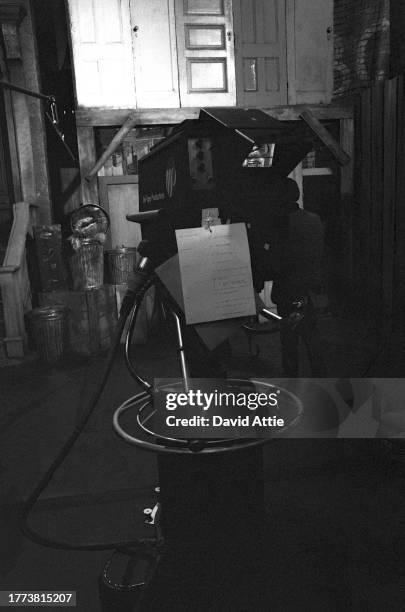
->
184;0;224;16
187;59;227;91
186;25;225;49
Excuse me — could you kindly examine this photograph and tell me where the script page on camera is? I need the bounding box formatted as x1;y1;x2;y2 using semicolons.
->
175;223;256;325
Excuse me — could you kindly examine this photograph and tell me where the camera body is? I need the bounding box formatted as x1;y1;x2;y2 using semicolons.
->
131;108;313;281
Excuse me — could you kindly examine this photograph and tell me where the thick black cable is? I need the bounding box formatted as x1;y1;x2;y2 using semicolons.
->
124;299;152;393
20;282;154;552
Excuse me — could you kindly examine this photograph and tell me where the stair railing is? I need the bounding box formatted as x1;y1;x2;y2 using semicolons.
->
0;201;38;357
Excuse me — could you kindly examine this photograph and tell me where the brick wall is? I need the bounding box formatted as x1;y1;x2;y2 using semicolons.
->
333;0;390;98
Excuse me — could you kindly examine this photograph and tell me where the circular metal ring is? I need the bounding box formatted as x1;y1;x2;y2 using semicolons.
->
135;394;240;449
113;379;303;455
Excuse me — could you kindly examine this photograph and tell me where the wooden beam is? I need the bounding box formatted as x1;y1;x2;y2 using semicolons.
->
0;4;25;60
382;78;398;326
265;104;353;121
76;126;98;205
360;89;372;290
1;85;21;201
370;82;384;306
340;118;355;197
85;113;138;182
76;107;200;127
285;0;297;105
75;104;354;127
340;117;355;285
1;39;38;208
300;109;351;166
394;75;405;331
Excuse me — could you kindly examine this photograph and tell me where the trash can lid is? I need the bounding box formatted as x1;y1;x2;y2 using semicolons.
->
76;237;104;245
69;204;110;236
29;306;66;320
105;247;137;254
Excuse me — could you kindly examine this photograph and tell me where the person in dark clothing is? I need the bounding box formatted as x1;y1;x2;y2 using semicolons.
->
269;178;328;377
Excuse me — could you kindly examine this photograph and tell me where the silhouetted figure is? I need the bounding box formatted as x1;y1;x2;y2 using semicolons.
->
270;178;327;377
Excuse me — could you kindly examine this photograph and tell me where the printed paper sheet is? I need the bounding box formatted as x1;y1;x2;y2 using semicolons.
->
175;223;256;325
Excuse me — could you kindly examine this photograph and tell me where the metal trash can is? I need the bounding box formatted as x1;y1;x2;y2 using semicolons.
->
105;247;137;285
69;239;104;291
29;306;66;363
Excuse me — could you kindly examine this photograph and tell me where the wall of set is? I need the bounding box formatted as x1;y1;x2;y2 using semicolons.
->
333;0;390;98
0;0;51;223
390;0;405;76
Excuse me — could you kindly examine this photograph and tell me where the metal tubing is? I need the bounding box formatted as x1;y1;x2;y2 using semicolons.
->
260;307;282;321
113;380;304;455
125;300;153;393
44;112;78;163
172;310;191;393
0;80;53;101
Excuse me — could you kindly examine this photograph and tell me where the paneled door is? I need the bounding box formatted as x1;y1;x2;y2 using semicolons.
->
130;0;180;108
98;176;141;249
68;0;136;107
286;0;333;104
175;0;236;106
233;0;288;106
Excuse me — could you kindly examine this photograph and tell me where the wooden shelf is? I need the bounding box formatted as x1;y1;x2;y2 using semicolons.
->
75;103;354;127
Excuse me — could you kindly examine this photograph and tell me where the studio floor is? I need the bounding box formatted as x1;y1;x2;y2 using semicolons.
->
1;313;405;610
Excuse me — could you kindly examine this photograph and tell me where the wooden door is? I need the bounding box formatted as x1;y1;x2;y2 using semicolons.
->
68;0;136;108
233;0;288;106
98;176;142;249
175;0;236;107
286;0;333;104
130;0;180;108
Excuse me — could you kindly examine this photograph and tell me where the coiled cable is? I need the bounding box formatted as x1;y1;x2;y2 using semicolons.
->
20;279;154;552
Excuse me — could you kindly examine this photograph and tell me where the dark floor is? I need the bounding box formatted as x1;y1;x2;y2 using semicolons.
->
1;314;405;610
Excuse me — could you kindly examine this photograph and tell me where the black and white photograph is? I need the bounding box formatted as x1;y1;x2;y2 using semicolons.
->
1;0;405;609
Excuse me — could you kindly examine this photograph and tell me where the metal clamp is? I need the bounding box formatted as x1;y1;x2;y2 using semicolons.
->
143;503;161;526
203;216;214;233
